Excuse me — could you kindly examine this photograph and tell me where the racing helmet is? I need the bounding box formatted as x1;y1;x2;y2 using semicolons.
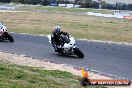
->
53;26;61;33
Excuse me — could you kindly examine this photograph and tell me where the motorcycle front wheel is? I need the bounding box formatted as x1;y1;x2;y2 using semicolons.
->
74;47;84;58
7;34;14;42
4;32;14;42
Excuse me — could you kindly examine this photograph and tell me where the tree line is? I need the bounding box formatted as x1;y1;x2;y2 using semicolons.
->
0;0;101;8
0;0;132;10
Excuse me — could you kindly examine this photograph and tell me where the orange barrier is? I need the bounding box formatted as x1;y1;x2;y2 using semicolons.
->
81;68;88;78
80;68;131;86
123;16;132;20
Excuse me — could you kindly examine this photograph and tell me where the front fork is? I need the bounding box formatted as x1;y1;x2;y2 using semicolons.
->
2;32;8;37
0;32;8;39
70;45;77;54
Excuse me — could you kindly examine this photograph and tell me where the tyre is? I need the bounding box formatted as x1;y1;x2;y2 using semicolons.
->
6;33;14;42
74;47;84;58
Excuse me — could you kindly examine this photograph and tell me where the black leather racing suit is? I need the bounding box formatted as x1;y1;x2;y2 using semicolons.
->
51;31;69;51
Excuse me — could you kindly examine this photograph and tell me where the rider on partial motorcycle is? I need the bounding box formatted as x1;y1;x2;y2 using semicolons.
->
0;23;5;33
51;26;69;52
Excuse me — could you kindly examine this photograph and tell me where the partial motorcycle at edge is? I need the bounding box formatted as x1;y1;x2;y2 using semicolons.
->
0;23;14;42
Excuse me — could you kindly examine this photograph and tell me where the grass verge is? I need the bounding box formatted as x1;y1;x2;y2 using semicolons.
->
1;11;132;43
0;6;132;43
0;63;106;88
18;5;113;14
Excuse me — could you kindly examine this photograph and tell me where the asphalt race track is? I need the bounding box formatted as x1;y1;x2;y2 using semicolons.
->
0;33;132;80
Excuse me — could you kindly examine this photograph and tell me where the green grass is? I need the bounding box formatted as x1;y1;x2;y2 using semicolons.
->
0;63;106;88
1;5;132;43
18;5;113;14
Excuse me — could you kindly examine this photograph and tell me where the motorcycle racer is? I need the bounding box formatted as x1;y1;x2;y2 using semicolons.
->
0;22;14;42
51;26;69;52
0;23;6;34
48;26;84;58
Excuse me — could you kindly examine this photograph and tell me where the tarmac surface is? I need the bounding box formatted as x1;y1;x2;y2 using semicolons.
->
0;33;132;80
